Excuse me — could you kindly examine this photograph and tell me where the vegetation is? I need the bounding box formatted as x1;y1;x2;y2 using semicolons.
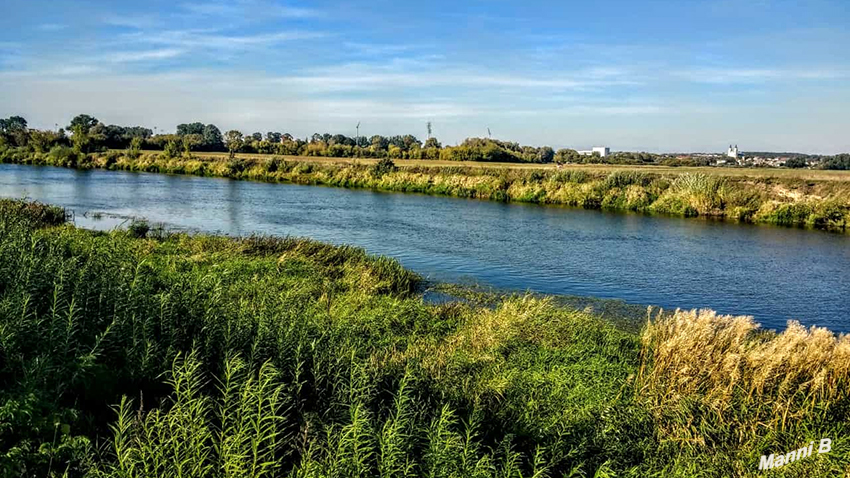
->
2;147;849;232
3;114;848;168
0;199;847;477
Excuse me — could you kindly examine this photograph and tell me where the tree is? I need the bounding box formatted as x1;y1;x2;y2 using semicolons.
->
128;137;143;159
163;140;180;159
68;114;99;135
370;135;388;151
266;132;282;143
0;116;29;146
784;157;808;169
225;130;243;159
70;125;92;153
537;146;555;163
0;116;27;133
176;122;205;136
28;130;63;153
202;124;224;151
182;134;203;156
424;137;441;149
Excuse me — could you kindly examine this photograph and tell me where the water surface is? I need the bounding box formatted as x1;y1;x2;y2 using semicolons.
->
2;163;848;332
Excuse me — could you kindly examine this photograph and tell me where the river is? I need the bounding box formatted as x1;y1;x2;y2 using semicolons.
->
1;163;848;332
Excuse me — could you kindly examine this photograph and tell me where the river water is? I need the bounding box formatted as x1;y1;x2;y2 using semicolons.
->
1;163;848;332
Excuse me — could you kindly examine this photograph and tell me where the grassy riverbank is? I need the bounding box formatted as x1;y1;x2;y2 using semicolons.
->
4;148;850;232
1;199;848;477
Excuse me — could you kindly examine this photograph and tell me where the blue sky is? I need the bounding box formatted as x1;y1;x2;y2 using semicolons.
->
1;0;848;153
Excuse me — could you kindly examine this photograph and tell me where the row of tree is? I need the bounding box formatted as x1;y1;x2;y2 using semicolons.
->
3;114;847;168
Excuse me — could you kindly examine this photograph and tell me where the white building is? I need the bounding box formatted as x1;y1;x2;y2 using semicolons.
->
727;144;740;159
578;146;610;158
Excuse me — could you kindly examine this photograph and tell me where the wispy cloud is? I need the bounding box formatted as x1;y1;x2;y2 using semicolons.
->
674;67;848;84
181;1;321;19
343;42;418;56
103;14;159;29
36;23;67;31
129;29;326;51
106;49;186;63
279;6;321;18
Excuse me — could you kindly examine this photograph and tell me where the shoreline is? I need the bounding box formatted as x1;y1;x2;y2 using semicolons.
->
3;149;850;233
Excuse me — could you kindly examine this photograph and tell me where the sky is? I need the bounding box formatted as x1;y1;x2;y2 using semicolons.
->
1;0;849;153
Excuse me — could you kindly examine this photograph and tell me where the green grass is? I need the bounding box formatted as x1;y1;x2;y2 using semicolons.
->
0;199;848;477
3;147;850;232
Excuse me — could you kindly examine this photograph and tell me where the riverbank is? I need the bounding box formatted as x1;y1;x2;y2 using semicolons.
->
3;148;850;232
1;199;847;477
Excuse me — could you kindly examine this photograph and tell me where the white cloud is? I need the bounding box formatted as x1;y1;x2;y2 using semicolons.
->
128;29;326;51
36;23;67;31
102;14;159;29
181;1;321;19
675;67;847;84
106;49;186;63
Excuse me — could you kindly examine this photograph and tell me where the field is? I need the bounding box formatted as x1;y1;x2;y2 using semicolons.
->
0;198;848;477
143;150;850;182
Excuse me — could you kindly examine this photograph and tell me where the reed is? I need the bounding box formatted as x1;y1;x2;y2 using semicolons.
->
0;201;847;477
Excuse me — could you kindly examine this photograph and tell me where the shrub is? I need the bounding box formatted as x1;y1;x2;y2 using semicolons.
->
127;219;150;238
371;157;396;177
127;137;143;159
48;144;78;168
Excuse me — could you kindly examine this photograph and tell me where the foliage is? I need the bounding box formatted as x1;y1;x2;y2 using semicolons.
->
371;157;396;177
784;157;808;168
819;154;850;170
0;202;847;477
4;149;850;232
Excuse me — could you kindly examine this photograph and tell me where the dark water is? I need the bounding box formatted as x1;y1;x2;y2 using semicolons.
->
1;163;848;333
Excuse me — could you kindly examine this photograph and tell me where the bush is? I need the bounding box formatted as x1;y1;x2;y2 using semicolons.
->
371;157;396;177
127;219;150;238
48;144;79;168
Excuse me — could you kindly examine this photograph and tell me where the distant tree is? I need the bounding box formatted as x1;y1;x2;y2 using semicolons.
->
68;114;99;135
537;146;555;163
251;132;262;142
182;134;203;156
28;130;64;153
266;131;282;143
128;137;143;159
176;122;205;136
424;137;441;149
70;125;92;153
820;154;850;170
225;130;243;159
784;157;808;169
163;140;180;159
0;116;29;146
370;135;388;151
202;124;224;151
0;116;27;133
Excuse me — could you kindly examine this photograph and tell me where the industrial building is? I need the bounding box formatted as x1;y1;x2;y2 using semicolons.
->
578;146;610;158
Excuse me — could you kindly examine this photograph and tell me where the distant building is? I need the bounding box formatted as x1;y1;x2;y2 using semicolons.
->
727;144;740;159
578;146;610;158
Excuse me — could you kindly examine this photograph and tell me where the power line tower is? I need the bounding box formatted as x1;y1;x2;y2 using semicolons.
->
355;122;360;157
427;121;432;140
487;127;491;139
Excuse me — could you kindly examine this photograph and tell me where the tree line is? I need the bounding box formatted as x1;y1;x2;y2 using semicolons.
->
2;114;847;168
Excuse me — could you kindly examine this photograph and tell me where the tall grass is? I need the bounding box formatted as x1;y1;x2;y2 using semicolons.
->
0;201;847;477
638;309;850;476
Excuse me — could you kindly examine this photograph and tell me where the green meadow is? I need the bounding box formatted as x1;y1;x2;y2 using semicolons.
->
2;148;850;232
0;199;848;477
